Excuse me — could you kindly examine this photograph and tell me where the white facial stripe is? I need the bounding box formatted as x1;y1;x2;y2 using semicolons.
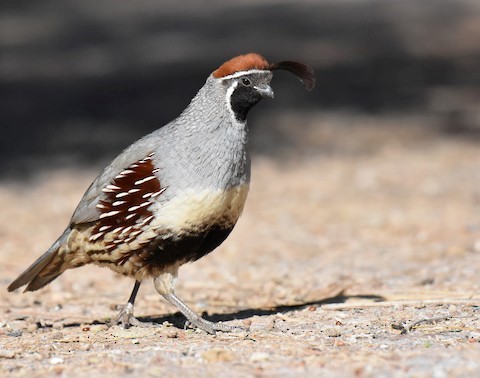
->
225;80;239;121
219;69;270;81
226;80;238;100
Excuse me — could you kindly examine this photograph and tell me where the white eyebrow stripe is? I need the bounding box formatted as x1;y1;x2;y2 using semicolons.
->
219;69;270;81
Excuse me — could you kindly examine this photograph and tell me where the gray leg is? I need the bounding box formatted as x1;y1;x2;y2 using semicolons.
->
154;271;243;334
114;280;152;328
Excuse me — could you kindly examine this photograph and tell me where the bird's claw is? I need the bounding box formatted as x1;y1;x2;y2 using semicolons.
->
112;303;152;328
184;318;246;334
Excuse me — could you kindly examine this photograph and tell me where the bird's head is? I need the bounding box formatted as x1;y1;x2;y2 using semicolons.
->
211;53;316;122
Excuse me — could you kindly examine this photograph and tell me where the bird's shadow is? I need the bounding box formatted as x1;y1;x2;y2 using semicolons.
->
133;292;385;330
33;292;384;330
29;292;385;329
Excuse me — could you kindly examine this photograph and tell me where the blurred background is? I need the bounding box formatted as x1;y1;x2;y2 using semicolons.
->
2;3;480;374
1;0;479;178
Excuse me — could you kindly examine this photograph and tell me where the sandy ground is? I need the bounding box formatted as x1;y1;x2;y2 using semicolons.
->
1;112;480;377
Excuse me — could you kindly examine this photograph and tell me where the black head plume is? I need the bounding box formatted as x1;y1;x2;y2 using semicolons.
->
270;61;316;91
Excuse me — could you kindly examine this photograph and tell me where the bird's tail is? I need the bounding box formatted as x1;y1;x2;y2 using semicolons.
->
8;228;72;292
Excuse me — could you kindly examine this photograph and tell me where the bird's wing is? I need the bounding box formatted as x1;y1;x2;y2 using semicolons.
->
70;132;162;225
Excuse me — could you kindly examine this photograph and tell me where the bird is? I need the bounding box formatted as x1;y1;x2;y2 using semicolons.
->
8;53;315;334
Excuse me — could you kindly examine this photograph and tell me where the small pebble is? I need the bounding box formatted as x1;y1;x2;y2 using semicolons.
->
0;349;16;359
250;352;270;363
52;366;65;374
242;319;253;327
50;357;64;365
165;329;179;339
7;329;23;337
52;331;64;340
324;327;342;337
52;321;64;329
202;348;234;363
79;343;91;352
30;352;43;361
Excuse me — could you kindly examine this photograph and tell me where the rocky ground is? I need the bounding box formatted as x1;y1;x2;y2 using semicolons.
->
1;111;480;377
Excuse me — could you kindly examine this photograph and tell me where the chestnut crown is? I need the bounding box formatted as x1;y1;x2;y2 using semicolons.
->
213;53;316;91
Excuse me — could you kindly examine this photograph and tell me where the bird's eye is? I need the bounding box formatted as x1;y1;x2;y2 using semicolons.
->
241;77;251;86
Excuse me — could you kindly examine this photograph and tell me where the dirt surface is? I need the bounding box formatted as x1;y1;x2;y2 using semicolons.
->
1;112;480;377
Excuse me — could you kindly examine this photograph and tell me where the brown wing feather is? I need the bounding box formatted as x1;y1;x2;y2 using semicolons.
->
89;153;164;250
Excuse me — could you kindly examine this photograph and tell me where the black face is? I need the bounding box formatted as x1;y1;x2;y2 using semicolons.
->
227;72;272;122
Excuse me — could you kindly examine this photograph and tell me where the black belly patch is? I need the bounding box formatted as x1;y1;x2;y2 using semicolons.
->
146;225;234;270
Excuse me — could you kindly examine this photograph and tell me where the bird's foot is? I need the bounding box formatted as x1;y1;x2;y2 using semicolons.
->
112;303;152;328
184;316;246;335
159;291;246;335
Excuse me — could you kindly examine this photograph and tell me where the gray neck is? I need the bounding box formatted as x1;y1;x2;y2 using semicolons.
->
154;77;251;191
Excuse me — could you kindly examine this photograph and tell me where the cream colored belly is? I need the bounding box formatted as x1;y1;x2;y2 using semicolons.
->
150;184;249;233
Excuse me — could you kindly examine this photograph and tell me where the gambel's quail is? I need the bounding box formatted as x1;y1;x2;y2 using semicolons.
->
8;53;315;334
